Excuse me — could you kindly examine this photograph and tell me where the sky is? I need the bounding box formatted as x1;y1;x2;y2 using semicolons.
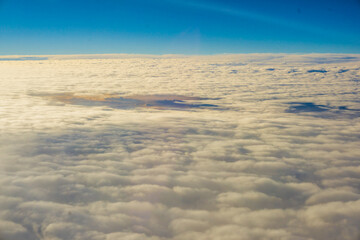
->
0;0;360;55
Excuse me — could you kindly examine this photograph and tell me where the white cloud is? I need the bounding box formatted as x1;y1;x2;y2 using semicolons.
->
0;54;359;239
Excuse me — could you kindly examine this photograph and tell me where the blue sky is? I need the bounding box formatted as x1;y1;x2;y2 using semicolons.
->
1;0;360;54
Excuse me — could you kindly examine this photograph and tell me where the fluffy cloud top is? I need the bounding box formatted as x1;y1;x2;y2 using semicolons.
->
0;54;359;240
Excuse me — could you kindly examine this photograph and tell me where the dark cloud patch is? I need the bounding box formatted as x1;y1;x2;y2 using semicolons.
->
307;69;327;73
151;100;218;109
210;62;246;67
0;57;48;61
37;93;220;110
286;102;360;118
286;102;330;113
303;56;360;64
338;69;349;73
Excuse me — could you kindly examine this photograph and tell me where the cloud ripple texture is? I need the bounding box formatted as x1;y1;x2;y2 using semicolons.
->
0;54;360;240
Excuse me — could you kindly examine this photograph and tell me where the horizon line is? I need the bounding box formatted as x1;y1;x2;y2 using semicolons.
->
2;52;360;57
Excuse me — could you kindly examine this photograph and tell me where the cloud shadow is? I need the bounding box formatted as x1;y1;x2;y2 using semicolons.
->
37;93;221;110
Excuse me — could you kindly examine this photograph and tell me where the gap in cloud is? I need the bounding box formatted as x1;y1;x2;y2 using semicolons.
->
286;102;360;119
307;69;327;73
37;93;221;110
0;57;48;61
286;102;330;113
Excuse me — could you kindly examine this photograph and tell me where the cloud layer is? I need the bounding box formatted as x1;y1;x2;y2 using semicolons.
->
0;54;360;240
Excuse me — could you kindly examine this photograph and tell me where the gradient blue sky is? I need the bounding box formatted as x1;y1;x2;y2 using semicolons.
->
1;0;360;55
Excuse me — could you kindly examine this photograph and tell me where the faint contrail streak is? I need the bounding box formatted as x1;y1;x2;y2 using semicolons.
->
159;0;353;40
